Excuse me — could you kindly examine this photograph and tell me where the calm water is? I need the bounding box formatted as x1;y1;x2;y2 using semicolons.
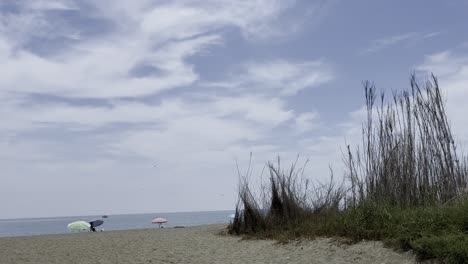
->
0;210;234;238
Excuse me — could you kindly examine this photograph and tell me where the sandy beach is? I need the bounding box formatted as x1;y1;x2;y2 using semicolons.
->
0;224;415;264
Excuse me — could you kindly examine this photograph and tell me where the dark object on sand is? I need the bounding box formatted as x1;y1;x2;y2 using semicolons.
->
174;226;185;228
89;220;104;228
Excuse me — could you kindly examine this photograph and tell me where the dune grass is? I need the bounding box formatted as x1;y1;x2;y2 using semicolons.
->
228;75;468;263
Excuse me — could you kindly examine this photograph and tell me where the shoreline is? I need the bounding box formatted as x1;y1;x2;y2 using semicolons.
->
0;224;415;264
0;210;234;222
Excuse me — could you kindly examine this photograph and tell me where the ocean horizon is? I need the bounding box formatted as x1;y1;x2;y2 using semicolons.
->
0;210;234;238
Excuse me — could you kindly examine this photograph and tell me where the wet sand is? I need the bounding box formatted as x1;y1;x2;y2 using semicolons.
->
0;224;415;264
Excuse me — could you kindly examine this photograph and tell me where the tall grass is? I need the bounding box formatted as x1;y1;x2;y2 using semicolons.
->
230;156;312;235
230;156;345;237
346;74;467;208
228;75;468;262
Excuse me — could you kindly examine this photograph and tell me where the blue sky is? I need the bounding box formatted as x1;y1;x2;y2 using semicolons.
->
1;0;468;218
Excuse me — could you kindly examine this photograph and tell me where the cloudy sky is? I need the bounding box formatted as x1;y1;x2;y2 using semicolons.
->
1;0;468;219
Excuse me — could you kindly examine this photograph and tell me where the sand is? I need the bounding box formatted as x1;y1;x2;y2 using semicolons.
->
0;224;416;264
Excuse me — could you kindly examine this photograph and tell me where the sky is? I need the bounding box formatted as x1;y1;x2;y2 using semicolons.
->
1;0;468;219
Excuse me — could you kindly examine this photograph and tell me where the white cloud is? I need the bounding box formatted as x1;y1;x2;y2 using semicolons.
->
27;0;78;10
86;0;300;41
361;32;441;55
137;0;299;41
0;0;313;99
0;34;220;98
0;0;340;218
0;1;80;46
243;60;333;95
2;92;328;177
204;60;334;96
140;6;212;39
294;112;320;134
418;51;468;77
0;12;48;43
212;96;294;126
417;50;468;143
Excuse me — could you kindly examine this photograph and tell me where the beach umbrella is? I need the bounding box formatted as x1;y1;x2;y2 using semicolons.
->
67;221;91;231
152;217;168;224
152;217;168;228
89;220;104;228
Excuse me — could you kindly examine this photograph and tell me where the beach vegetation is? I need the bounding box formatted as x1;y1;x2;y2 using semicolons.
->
228;75;468;263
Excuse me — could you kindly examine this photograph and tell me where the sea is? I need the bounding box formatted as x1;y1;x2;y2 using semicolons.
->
0;210;234;238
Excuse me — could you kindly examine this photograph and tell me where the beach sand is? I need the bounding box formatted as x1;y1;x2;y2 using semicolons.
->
0;224;415;264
